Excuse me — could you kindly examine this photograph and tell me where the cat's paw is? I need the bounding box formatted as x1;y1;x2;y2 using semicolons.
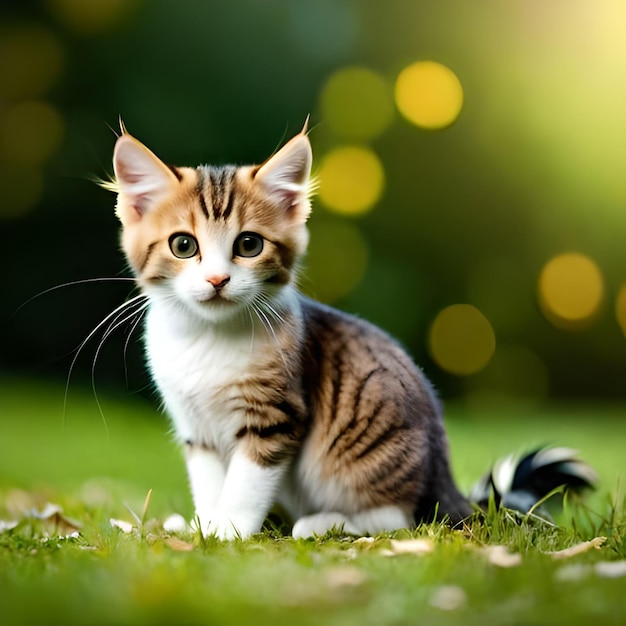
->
200;513;259;540
292;512;360;539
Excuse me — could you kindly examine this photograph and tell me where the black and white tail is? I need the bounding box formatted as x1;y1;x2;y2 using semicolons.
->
470;447;597;514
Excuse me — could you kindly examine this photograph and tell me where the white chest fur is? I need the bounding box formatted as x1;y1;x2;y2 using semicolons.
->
144;301;259;456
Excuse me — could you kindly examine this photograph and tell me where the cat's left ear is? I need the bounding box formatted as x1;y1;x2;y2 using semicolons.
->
253;129;313;222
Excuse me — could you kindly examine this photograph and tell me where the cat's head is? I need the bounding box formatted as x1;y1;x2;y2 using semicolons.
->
110;124;313;324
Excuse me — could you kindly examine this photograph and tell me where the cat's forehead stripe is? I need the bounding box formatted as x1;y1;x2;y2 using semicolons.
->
196;165;238;223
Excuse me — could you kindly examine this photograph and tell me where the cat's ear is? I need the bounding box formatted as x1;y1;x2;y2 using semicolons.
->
253;127;313;222
113;133;179;221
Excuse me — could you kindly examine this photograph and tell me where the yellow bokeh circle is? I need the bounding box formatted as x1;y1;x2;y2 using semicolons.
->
395;61;464;129
46;0;138;35
0;24;64;100
320;66;394;140
616;283;626;337
317;146;384;216
429;304;496;376
538;253;604;329
1;101;64;165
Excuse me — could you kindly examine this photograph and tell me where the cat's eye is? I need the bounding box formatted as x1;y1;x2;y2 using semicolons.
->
169;233;199;259
233;232;264;258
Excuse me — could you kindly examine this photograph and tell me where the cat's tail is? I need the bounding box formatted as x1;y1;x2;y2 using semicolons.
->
469;446;597;515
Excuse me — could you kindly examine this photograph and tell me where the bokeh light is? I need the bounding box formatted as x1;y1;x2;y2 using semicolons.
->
538;253;604;330
45;0;140;35
1;101;64;165
0;24;64;100
319;66;394;140
0;166;44;218
616;283;626;338
394;60;463;129
428;304;496;376
304;218;368;303
317;146;384;216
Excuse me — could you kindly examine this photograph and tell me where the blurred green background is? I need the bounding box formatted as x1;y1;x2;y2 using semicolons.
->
1;0;625;409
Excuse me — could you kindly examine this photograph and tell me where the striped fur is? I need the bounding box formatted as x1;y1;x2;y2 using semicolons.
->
112;127;470;539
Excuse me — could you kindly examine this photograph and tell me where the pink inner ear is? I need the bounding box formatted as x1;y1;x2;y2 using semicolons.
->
130;193;150;217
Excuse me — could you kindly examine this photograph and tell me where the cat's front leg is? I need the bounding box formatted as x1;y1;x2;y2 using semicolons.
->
208;448;288;540
185;443;226;533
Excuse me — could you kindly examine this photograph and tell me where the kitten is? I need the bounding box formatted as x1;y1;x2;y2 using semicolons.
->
110;122;472;539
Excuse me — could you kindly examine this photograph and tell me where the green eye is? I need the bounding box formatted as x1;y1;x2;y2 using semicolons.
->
233;232;264;258
169;233;198;259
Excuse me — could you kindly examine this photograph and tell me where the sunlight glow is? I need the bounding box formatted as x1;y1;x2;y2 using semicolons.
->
428;304;496;376
394;61;463;130
320;66;394;140
317;146;384;216
1;101;64;165
45;0;139;35
538;253;604;330
0;24;64;99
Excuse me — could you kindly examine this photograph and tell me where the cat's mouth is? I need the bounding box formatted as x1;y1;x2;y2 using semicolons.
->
195;292;235;306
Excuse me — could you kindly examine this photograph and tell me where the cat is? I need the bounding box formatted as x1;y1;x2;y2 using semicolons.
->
109;121;477;539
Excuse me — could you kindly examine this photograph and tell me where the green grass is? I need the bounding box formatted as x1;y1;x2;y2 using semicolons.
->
1;376;626;625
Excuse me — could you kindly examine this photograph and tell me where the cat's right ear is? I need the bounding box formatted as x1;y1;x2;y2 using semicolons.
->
113;134;179;222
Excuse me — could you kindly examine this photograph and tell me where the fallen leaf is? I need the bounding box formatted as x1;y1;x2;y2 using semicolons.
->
430;585;467;611
545;537;606;560
594;560;626;579
164;536;194;552
389;538;434;555
0;520;18;533
30;503;81;537
326;566;368;588
353;536;375;545
110;518;134;533
555;563;592;582
483;545;522;568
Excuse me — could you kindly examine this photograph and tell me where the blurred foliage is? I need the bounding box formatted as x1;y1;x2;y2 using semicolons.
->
1;0;625;405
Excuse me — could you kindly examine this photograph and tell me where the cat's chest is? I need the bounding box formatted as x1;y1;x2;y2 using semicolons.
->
144;306;257;450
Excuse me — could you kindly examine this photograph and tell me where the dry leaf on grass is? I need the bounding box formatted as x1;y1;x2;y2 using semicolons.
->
555;563;591;582
556;560;626;582
353;537;375;545
388;538;435;555
326;566;368;588
164;536;194;552
482;545;523;568
594;560;626;579
31;504;81;537
0;520;18;533
430;585;467;611
109;518;134;533
545;536;606;560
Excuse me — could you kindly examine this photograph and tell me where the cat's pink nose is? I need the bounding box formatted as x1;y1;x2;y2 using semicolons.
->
206;275;230;290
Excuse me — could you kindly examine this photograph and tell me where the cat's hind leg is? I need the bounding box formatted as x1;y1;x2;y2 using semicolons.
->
292;505;412;539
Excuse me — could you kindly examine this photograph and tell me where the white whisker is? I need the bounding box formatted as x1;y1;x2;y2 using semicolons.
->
89;297;148;427
250;299;289;372
243;304;256;355
256;293;287;325
123;305;148;387
64;294;147;430
12;277;137;319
